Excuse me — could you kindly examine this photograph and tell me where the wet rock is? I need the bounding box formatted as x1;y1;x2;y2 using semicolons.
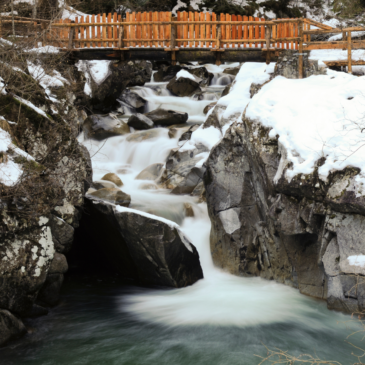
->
25;304;48;318
93;180;118;189
37;274;64;307
89;60;152;112
127;113;154;130
49;214;74;254
48;253;68;275
101;173;124;187
188;67;214;87
145;109;188;126
88;188;131;207
184;203;194;217
167;76;201;97
223;66;241;76
0;310;26;346
203;102;217;114
126;129;161;142
83;114;130;140
168;128;178;139
119;89;147;111
135;163;164;180
179;124;200;142
154;65;182;82
138;182;157;190
81;198;204;287
221;84;231;97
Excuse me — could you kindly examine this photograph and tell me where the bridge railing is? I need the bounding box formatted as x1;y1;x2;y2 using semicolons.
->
47;12;322;51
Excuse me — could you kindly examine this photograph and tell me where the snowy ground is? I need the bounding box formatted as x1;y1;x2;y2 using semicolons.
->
246;69;365;186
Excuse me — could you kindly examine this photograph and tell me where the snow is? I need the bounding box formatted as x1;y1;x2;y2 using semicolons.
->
219;62;274;118
14;95;49;119
75;60;111;96
27;61;68;96
61;5;89;21
0;127;11;153
348;255;365;267
176;69;196;81
329;31;365;42
246;70;365;184
26;46;60;54
180;126;222;152
310;49;365;67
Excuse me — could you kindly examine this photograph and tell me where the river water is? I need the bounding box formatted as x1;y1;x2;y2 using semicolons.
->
1;63;362;364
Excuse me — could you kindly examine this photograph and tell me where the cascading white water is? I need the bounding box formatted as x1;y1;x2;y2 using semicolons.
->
80;65;353;333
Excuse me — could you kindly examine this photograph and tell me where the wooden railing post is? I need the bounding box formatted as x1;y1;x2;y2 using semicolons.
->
265;24;271;64
68;21;75;49
171;23;177;65
298;19;304;79
348;31;352;74
118;24;124;49
216;24;222;65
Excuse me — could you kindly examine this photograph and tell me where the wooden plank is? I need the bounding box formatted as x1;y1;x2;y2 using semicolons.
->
294;21;298;50
177;11;181;47
194;12;199;47
107;13;112;48
183;11;188;48
261;17;265;48
206;12;211;48
348;31;352;74
237;15;242;48
304;18;333;30
304;26;365;35
285;20;289;49
298;20;303;78
148;12;152;47
254;17;259;48
125;13;129;48
243;15;248;48
136;12;141;47
152;12;158;47
96;14;100;47
232;14;237;48
132;12;137;47
141;12;146;47
80;16;85;49
212;13;217;48
102;13;107;47
200;12;205;48
289;21;293;49
221;14;225;45
166;12;171;48
226;14;230;48
113;13;118;47
159;11;164;47
323;60;365;66
189;11;194;47
272;24;276;49
248;16;253;47
85;16;90;48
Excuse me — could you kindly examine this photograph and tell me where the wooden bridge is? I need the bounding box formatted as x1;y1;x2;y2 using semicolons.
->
2;11;365;77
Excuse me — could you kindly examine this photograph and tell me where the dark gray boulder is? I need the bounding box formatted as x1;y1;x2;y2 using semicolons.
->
0;310;26;346
128;113;154;130
188;67;213;87
145;109;188;126
89;60;152;112
167;77;201;97
88;188;131;207
119;89;147;111
154;65;182;82
83;114;130;140
49;214;74;254
79;198;203;287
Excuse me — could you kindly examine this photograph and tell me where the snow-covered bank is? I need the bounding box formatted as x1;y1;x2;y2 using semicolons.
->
246;70;365;184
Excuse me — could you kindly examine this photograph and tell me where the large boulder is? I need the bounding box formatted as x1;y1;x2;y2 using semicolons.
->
145;109;188;126
167;76;201;97
83;114;130;140
78;198;204;287
0;310;26;346
128;113;154;130
101;173;124;187
188;67;214;87
87;60;152;112
154;65;182;82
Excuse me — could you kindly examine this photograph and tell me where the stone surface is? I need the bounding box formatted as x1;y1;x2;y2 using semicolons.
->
90;60;152;112
145;109;188;126
187;67;213;87
127;113;154;130
101;173;124;187
119;89;147;111
79;198;204;287
88;188;131;207
223;66;241;76
83;114;130;140
154;65;182;82
0;310;26;346
274;50;327;79
167;76;201;97
203;102;217;114
135;163;164;180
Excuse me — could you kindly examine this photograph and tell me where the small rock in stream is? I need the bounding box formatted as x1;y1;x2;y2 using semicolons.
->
167;76;201;97
145;109;188;126
101;173;124;187
88;188;131;207
127;113;154;130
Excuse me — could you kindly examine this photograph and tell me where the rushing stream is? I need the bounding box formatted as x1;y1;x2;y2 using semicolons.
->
1;63;363;364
